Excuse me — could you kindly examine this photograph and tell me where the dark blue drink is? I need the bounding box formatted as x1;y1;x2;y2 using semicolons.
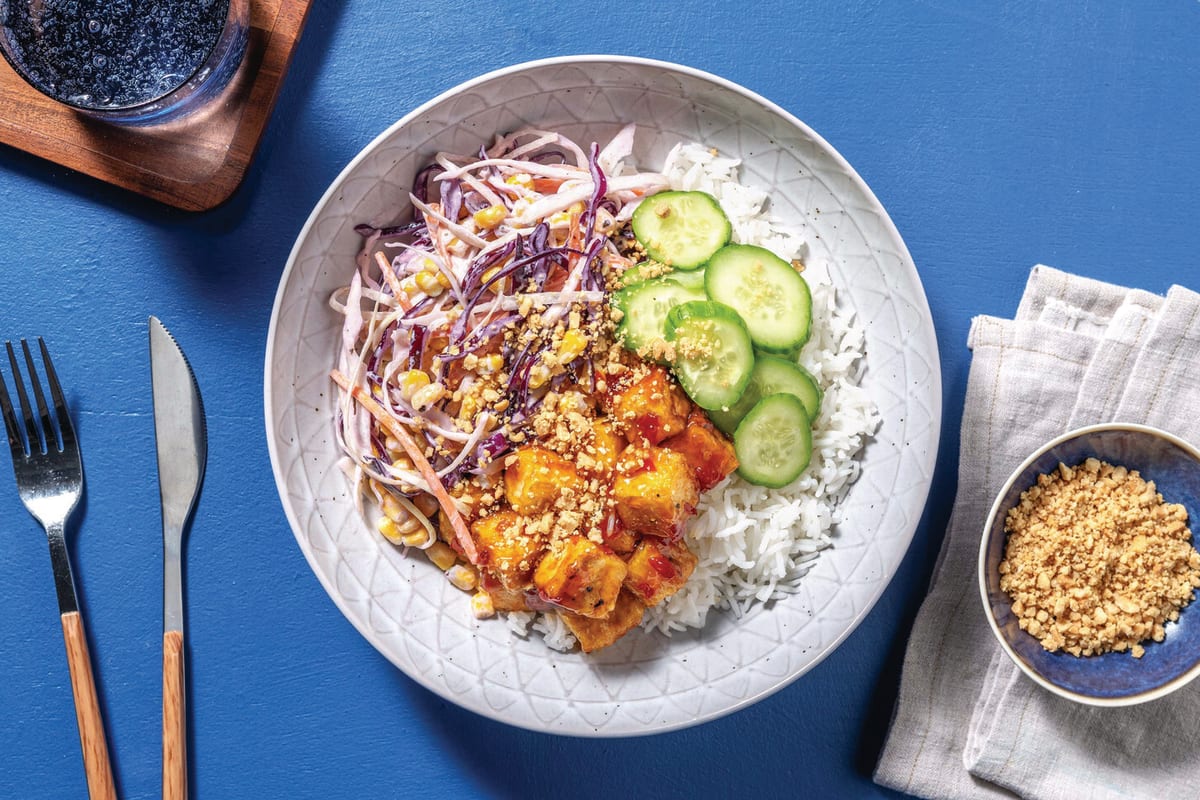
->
0;0;246;123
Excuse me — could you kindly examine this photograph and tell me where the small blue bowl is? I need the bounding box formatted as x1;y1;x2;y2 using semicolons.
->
979;423;1200;706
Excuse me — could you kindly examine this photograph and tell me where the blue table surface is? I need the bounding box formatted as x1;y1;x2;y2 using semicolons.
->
3;3;1199;798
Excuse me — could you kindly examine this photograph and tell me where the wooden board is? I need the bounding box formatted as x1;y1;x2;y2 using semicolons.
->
0;0;312;212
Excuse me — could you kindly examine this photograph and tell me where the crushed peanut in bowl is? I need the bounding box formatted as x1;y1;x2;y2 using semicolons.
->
999;457;1200;658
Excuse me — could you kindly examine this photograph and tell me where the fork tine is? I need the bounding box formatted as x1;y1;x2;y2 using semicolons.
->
5;341;39;455
21;339;57;453
0;349;22;455
37;339;75;451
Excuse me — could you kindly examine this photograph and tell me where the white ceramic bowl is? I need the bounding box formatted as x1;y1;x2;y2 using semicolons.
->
265;55;941;735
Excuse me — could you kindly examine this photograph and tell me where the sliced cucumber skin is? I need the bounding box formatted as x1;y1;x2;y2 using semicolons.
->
618;262;652;288
704;244;812;354
666;267;706;291
631;190;731;270
709;355;822;435
619;262;707;291
665;301;755;411
734;393;813;488
614;278;707;356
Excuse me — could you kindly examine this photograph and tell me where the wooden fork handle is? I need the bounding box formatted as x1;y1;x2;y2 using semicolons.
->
60;610;117;800
163;629;187;800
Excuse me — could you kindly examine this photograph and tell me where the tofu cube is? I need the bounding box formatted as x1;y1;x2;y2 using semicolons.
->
579;418;625;478
612;446;699;538
623;539;698;607
561;590;647;653
504;446;584;515
533;536;627;619
609;366;691;444
470;509;546;590
480;574;531;612
599;511;638;555
663;410;739;491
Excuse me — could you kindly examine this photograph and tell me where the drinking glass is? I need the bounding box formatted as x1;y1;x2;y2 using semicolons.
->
0;0;248;125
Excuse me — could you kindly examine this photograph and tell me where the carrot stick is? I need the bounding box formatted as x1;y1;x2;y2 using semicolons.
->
373;251;412;311
532;177;564;194
330;369;479;564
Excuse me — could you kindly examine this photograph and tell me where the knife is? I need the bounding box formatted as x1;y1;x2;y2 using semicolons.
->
149;316;207;800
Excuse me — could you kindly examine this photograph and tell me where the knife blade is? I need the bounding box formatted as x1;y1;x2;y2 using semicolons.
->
149;316;206;800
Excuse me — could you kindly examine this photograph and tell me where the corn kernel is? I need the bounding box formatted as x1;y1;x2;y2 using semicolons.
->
398;370;430;401
472;204;507;230
380;492;402;520
427;541;457;571
528;363;551;389
434;270;452;288
477;354;503;374
376;516;402;544
471;591;496;619
481;266;501;285
557;329;588;364
413;271;444;297
458;395;480;421
410;382;446;411
400;275;420;297
414;494;439;516
401;529;430;548
446;564;478;592
505;173;532;187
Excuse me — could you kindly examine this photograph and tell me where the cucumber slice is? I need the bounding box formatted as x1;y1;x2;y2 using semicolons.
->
614;278;707;357
704;244;812;353
618;261;667;288
631;191;731;270
666;267;706;291
734;393;813;488
709;355;822;435
618;261;706;291
665;301;754;410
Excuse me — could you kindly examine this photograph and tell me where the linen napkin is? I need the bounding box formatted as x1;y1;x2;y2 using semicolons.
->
874;265;1200;800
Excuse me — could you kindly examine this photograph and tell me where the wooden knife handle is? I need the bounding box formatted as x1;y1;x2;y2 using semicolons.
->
163;629;187;800
60;610;117;800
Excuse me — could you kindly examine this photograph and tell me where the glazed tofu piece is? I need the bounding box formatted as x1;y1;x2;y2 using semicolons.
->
504;446;585;515
612;446;699;538
579;418;625;478
470;509;546;590
561;590;647;653
598;511;638;555
663;410;739;491
533;535;627;619
623;539;698;607
479;574;530;612
609;366;691;444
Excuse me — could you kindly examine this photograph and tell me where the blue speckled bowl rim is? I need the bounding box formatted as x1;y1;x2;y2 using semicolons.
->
978;422;1200;706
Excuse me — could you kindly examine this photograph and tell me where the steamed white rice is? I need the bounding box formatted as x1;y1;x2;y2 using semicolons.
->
511;142;880;650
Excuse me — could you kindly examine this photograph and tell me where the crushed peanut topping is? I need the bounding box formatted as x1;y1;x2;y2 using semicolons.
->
999;458;1200;658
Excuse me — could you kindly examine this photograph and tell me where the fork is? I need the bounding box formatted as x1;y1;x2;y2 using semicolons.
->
0;339;117;800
